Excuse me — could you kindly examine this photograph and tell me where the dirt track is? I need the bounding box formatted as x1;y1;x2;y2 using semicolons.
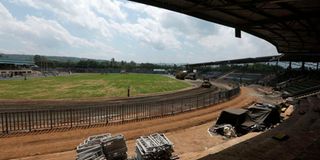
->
0;87;257;160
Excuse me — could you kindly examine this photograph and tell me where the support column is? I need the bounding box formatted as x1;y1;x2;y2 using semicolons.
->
235;28;241;38
288;61;292;70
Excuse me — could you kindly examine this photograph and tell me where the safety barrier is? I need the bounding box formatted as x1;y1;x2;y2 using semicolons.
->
0;87;240;135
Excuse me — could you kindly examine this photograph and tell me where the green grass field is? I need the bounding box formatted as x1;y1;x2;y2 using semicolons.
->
0;73;191;100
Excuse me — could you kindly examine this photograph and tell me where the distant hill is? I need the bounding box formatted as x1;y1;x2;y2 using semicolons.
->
0;53;180;65
43;56;89;63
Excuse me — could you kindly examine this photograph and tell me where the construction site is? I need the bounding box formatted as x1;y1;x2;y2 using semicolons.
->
0;0;320;160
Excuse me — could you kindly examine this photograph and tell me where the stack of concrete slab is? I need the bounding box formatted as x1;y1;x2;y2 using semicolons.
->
76;133;127;160
76;145;106;160
77;133;112;153
136;133;175;160
101;134;128;160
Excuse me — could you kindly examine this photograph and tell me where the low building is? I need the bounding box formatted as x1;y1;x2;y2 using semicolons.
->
0;59;35;77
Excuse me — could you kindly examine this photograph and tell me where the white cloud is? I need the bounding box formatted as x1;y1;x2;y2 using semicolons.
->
11;0;127;38
0;2;118;58
121;1;277;61
198;27;277;60
0;2;13;19
121;2;184;49
123;2;165;20
91;0;127;21
21;0;183;50
116;18;181;50
110;2;183;50
1;0;278;63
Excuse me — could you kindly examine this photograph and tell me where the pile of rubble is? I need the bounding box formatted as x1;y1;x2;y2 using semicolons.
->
76;133;127;160
136;133;177;160
209;103;281;138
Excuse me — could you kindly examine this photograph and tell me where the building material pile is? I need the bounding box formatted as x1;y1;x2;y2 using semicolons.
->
136;133;176;160
76;133;127;160
209;108;248;137
210;124;237;138
209;103;281;137
242;103;281;131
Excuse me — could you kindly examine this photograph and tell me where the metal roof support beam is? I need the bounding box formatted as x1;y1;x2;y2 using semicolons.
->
246;13;318;26
185;0;279;9
228;0;305;51
277;2;320;42
185;1;252;23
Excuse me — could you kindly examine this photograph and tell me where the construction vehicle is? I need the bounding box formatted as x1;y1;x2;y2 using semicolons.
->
201;77;212;88
185;72;197;80
175;71;188;80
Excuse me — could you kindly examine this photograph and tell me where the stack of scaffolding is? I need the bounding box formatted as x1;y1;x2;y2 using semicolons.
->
76;133;127;160
136;133;175;160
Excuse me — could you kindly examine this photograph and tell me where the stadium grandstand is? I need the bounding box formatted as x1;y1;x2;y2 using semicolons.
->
0;59;35;78
0;1;320;160
129;0;320;160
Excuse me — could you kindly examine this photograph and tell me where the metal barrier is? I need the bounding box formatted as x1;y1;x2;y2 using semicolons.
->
0;87;240;135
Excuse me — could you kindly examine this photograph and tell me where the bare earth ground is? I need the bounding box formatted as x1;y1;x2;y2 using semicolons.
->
0;86;274;160
197;93;320;160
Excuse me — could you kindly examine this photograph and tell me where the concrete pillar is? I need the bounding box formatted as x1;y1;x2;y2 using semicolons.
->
235;28;241;38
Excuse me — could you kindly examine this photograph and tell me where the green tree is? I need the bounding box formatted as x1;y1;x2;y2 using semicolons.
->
33;55;42;66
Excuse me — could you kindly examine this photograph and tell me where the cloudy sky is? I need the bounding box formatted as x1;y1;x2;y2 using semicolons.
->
0;0;278;63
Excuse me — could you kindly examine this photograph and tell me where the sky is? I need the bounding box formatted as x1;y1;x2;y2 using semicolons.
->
0;0;279;63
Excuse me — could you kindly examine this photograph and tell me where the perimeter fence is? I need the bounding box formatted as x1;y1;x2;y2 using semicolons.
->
0;87;240;135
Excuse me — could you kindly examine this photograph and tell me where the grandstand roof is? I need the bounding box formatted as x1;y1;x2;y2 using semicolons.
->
188;54;320;67
130;0;320;55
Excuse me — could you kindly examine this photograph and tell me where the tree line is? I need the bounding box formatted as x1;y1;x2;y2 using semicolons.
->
33;55;182;72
